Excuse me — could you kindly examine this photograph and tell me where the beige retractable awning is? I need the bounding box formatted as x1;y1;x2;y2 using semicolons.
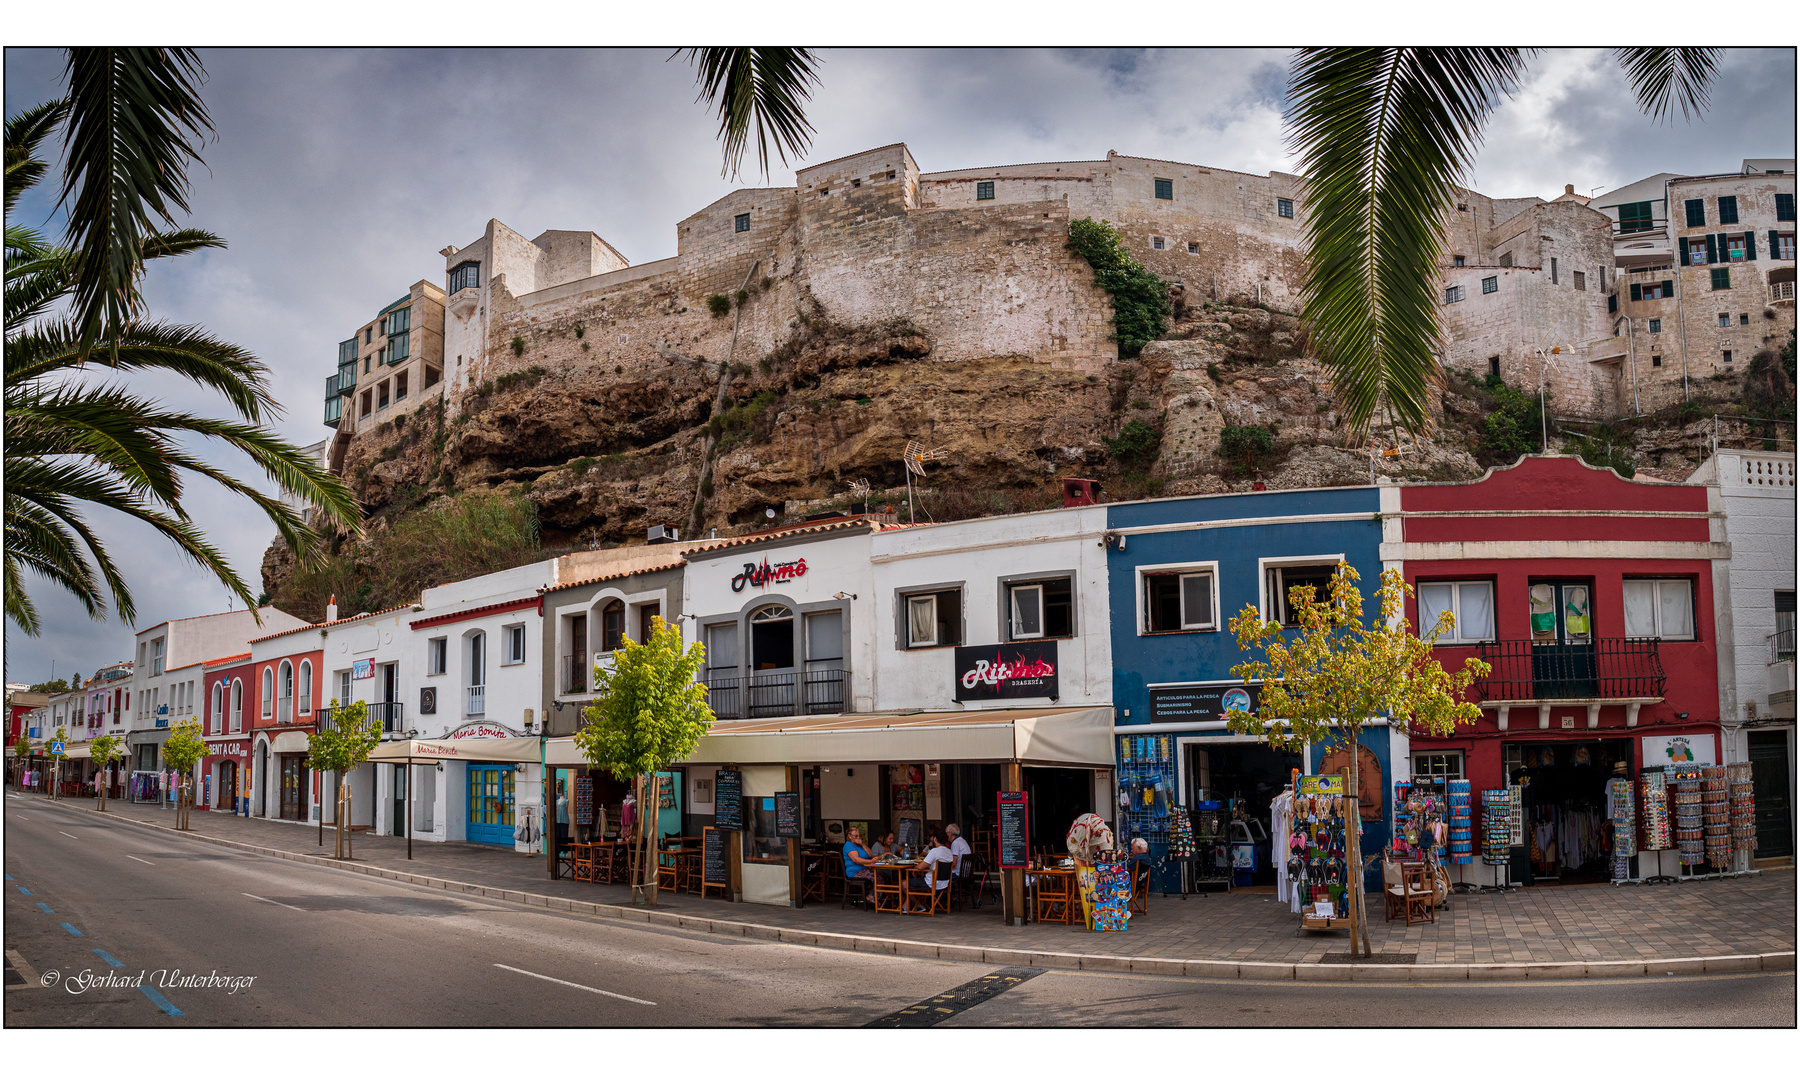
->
65;744;92;760
368;737;541;764
546;706;1114;769
268;731;310;754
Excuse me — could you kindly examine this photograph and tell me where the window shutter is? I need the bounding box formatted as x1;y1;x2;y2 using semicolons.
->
1679;243;1690;266
1778;193;1796;221
1718;196;1738;225
1745;232;1756;260
1608;294;1618;313
1686;199;1705;227
1773;230;1783;255
1662;279;1673;297
1705;234;1717;263
1630;283;1642;301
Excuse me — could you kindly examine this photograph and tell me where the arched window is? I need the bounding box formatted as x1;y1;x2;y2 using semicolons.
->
212;683;224;734
278;660;294;723
600;600;626;653
298;660;313;714
750;604;795;670
261;668;274;717
231;679;243;733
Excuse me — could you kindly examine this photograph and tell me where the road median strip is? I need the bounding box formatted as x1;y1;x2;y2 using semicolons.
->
73;802;1797;983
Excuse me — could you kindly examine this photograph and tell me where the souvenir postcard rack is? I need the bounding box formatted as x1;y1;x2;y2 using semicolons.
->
1118;733;1179;893
1293;774;1352;931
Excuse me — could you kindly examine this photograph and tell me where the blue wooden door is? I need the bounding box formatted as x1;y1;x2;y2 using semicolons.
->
466;763;515;845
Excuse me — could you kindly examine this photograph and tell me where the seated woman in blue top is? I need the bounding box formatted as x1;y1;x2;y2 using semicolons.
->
843;825;877;883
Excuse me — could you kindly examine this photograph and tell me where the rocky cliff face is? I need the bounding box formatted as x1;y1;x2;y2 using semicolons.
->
265;295;1773;609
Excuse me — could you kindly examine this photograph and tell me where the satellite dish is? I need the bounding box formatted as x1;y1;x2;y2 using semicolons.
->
765;507;777;519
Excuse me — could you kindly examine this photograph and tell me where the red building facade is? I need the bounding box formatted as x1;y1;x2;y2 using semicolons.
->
1384;456;1727;883
201;653;254;814
246;627;325;823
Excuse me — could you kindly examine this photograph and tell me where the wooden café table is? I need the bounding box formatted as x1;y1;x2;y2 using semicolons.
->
870;860;922;914
1026;861;1078;924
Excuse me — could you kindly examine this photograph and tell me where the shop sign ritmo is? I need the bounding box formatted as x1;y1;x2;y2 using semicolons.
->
731;557;807;593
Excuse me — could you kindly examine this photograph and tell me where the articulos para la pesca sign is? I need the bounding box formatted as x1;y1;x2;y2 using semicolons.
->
954;640;1059;702
731;557;807;593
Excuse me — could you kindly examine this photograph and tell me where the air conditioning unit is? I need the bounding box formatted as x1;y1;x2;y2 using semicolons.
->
647;525;680;544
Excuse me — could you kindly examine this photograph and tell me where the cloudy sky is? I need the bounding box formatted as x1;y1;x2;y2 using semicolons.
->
4;47;1794;686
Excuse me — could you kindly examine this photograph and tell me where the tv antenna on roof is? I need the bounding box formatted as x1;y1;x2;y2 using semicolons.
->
846;478;872;511
901;440;946;524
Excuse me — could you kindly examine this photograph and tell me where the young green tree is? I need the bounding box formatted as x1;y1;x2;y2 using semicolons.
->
12;734;35;789
1225;563;1489;956
575;617;714;905
47;725;69;800
88;732;124;812
161;717;206;829
305;699;379;860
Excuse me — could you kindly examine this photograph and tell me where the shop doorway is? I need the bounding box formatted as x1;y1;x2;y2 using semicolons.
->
392;763;407;838
218;760;237;811
466;763;515;845
1185;741;1302;886
1023;767;1092;856
1748;731;1793;858
278;755;306;820
1505;738;1631;884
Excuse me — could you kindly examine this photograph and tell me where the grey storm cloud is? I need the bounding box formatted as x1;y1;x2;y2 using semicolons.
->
3;47;1793;684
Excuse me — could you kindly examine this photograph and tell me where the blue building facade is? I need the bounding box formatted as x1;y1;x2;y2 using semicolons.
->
1105;486;1397;894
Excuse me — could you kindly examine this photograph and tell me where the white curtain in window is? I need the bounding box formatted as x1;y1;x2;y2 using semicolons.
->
1181;573;1213;628
1658;580;1693;638
1457;582;1495;641
1622;581;1657;637
1011;585;1043;638
806;611;843;664
707;623;739;672
1419;583;1454;636
908;596;937;645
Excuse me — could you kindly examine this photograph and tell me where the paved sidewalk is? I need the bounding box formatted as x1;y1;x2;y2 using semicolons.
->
45;796;1794;970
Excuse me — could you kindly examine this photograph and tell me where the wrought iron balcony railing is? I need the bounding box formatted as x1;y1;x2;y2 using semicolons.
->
702;667;847;720
1474;639;1666;701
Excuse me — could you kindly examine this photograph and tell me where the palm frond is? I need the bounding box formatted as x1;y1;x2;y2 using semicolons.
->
5;550;43;636
682;48;821;180
141;227;224;262
1614;47;1722;124
4;98;68;217
4;244;75;328
5;318;276;423
1287;47;1529;436
57;47;212;362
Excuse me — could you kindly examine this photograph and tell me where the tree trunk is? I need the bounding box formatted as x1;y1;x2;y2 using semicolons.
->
645;774;661;907
346;782;354;860
1346;733;1372;957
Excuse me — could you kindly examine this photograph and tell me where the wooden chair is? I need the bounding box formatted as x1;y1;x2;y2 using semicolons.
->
820;853;846;901
872;866;905;914
1129;862;1150;916
903;859;951;916
1381;860;1407;922
1034;870;1072;924
679;850;703;894
1401;862;1435;926
842;870;873;910
800;854;828;904
656;847;680;894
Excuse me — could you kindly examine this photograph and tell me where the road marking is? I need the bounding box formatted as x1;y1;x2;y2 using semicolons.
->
61;922;84;937
138;984;185;1017
59;831;80;840
36;902;55;914
5;948;41;986
492;963;656;1006
93;948;123;968
867;966;1045;1027
126;855;155;865
17;886;32;895
3;873;13;880
242;892;306;912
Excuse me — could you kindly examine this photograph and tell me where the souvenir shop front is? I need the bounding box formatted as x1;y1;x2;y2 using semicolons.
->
1113;680;1399;897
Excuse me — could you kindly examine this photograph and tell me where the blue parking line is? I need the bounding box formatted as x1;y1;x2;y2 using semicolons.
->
36;901;55;914
4;873;13;880
138;984;184;1017
60;922;83;937
17;886;31;895
92;948;123;968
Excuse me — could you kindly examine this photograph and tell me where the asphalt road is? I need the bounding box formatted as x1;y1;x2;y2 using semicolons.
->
5;794;1793;1027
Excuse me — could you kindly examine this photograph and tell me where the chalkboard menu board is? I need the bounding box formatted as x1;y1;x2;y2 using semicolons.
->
573;775;594;826
774;791;801;838
714;769;743;830
997;791;1029;869
703;826;729;885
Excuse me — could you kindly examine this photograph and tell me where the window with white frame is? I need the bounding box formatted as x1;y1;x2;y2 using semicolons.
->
1623;579;1695;640
212;683;224;734
298;661;312;713
502;624;526;665
903;588;962;648
1417;581;1496;643
1412;752;1465;783
261;668;274;716
428;636;447;676
1007;577;1073;640
338;670;351;707
230;679;243;732
1141;567;1217;633
1264;562;1340;625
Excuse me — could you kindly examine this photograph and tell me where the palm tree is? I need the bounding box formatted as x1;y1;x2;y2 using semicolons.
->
681;48;823;179
5;50;358;636
1287;47;1721;436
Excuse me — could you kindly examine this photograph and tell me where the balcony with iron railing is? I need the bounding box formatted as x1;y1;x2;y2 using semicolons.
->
1771;628;1796;664
563;654;588;695
701;667;847;720
318;700;406;735
277;696;293;724
1473;639;1666;702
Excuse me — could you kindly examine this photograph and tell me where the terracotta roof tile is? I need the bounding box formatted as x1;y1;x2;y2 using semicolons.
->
247;602;415;645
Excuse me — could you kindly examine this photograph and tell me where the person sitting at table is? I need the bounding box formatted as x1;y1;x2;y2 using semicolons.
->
945;823;971;875
871;831;899;859
908;833;954;911
843;826;877;883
